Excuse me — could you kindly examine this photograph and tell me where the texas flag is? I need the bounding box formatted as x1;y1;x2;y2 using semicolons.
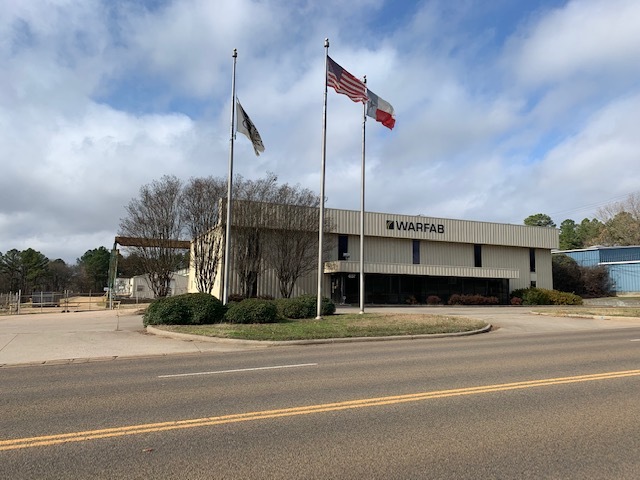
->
366;89;395;130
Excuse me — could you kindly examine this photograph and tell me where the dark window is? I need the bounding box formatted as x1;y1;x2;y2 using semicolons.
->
529;248;536;272
474;244;482;268
412;240;420;265
531;280;537;288
338;235;349;260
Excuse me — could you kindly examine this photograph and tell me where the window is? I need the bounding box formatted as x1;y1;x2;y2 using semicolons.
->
412;240;420;264
474;244;482;268
529;248;536;272
338;235;349;260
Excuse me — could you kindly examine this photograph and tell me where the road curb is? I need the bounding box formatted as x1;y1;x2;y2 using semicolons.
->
146;324;493;345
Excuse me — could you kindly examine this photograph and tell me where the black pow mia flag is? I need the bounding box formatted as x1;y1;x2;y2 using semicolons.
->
236;99;265;156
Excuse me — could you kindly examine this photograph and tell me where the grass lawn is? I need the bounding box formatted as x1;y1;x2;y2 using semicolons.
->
154;312;488;341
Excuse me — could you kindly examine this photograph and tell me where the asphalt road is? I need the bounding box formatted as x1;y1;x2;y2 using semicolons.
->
2;326;640;479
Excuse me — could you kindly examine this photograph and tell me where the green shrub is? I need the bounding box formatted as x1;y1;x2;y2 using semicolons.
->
275;295;336;319
144;297;191;326
545;289;583;305
224;299;279;324
276;298;308;319
522;288;551;305
181;293;226;323
515;287;584;306
510;288;530;300
143;293;225;326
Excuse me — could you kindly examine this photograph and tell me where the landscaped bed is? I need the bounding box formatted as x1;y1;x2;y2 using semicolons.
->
152;312;488;341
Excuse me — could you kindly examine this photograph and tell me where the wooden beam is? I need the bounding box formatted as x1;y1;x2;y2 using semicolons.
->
114;236;191;249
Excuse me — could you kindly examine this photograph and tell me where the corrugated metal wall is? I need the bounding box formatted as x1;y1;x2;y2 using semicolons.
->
327;209;558;249
188;204;558;299
423;241;473;267
600;247;640;263
608;264;640;293
560;249;600;267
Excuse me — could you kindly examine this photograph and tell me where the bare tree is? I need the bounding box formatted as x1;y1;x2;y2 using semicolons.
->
264;184;330;298
119;176;184;297
231;174;278;298
180;177;227;294
596;193;640;246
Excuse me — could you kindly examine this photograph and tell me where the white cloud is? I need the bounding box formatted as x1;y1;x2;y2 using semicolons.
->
510;0;640;86
2;0;640;263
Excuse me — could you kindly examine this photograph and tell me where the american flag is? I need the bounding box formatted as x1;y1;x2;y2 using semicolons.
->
327;56;368;103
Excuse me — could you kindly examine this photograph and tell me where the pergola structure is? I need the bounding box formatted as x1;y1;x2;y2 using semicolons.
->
107;236;191;308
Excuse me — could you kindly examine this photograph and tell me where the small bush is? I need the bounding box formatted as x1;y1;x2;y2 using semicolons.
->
143;293;226;326
447;294;499;305
426;295;441;305
224;299;279;324
181;293;226;324
276;295;335;319
510;288;530;300
510;297;523;305
405;295;419;305
545;289;583;305
510;287;583;305
144;297;190;326
276;298;308;319
522;288;551;305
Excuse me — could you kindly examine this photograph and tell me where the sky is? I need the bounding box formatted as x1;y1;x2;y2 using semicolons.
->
2;0;640;264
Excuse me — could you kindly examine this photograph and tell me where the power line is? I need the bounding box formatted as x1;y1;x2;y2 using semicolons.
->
549;190;640;219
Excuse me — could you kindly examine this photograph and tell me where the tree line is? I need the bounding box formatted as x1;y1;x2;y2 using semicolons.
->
2;173;324;299
525;193;640;297
524;192;640;250
0;247;155;294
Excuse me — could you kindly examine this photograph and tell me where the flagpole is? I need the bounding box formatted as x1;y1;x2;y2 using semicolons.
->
223;48;237;305
316;38;329;319
359;76;366;314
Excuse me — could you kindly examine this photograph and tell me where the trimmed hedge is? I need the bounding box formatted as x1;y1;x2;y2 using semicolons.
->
224;299;279;324
447;294;499;305
510;287;583;306
145;293;337;325
143;293;226;326
276;294;335;319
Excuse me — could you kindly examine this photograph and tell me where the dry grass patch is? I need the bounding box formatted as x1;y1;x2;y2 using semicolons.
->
533;307;640;318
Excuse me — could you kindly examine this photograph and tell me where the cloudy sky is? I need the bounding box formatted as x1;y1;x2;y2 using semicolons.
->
2;0;640;263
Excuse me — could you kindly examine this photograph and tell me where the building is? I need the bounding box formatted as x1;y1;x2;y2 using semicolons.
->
188;205;558;304
115;270;189;300
554;246;640;294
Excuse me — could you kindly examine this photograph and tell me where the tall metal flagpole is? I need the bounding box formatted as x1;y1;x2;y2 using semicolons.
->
360;76;367;314
223;48;237;305
316;38;330;319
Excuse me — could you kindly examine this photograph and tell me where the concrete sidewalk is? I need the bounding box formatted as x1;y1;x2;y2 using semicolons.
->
0;309;265;367
2;306;640;367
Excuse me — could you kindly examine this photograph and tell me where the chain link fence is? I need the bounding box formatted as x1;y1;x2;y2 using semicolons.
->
0;291;152;315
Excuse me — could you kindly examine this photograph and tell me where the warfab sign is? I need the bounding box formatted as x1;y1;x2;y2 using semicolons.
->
386;220;445;234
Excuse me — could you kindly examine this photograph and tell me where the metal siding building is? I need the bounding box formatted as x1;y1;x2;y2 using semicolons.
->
190;205;558;304
557;246;640;294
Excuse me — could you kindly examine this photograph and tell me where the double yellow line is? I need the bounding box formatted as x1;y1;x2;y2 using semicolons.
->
3;369;640;451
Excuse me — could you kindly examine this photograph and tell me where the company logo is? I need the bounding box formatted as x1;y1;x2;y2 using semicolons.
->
386;220;445;234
